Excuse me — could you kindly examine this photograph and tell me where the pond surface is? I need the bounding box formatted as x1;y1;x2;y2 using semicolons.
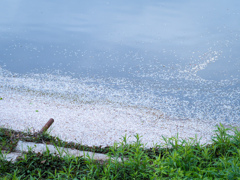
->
0;0;239;123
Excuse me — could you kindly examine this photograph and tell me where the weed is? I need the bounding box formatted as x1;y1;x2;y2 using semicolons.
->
0;123;240;179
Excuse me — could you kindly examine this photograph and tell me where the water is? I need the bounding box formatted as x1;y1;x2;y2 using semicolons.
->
0;0;239;124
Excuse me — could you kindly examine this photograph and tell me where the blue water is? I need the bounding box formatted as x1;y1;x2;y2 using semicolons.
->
0;0;239;123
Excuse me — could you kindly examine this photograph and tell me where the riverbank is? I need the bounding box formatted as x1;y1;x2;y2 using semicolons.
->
1;124;240;179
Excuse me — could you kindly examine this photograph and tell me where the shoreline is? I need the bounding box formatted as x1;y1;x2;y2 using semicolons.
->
0;91;238;148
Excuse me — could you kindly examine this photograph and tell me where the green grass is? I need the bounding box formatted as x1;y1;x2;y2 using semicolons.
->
1;123;240;179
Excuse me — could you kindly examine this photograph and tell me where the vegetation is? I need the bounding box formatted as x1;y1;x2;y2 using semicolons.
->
1;124;240;179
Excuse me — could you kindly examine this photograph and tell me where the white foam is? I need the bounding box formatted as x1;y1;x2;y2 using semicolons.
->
0;90;218;148
0;51;239;148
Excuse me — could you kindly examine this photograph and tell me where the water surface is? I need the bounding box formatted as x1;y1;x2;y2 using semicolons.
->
0;0;239;123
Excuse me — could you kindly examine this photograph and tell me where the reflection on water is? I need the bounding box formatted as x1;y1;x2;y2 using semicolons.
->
0;0;239;123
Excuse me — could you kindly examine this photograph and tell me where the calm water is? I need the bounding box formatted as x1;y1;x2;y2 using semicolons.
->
0;0;239;123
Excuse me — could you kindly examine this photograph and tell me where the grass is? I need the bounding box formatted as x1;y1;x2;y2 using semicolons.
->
0;123;240;179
